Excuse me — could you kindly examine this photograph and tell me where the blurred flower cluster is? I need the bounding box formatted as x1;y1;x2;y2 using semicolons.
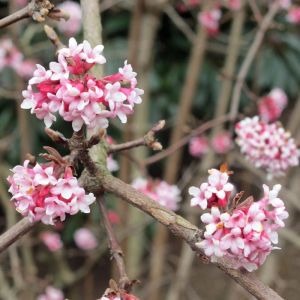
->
0;37;35;78
132;177;181;211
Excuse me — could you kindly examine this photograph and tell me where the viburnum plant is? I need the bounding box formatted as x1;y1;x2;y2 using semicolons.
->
1;0;299;299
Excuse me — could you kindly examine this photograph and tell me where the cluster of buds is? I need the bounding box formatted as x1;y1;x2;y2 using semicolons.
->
235;116;299;178
56;1;82;36
132;177;181;211
21;38;143;132
189;131;232;157
40;227;98;252
0;37;35;78
189;168;288;271
258;88;288;123
7;160;95;225
99;280;139;300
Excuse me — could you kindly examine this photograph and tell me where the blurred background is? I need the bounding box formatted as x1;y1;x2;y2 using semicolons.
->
0;0;300;299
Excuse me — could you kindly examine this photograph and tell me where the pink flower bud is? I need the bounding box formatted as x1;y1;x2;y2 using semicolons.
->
40;231;63;252
74;228;98;250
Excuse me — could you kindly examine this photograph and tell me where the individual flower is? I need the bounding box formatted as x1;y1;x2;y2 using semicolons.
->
189;168;234;209
7;160;96;225
198;8;221;36
235;116;299;178
193;173;288;271
189;135;209;157
57;1;82;36
211;131;232;154
40;231;63;252
132;177;181;211
37;286;64;300
21;38;143;132
258;88;288;123
74;228;98;250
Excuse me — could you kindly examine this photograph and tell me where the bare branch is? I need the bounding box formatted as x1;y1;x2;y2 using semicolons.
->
0;0;56;28
108;120;165;154
97;195;133;291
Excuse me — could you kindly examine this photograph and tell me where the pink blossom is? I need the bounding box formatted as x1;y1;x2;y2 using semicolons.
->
21;38;143;132
198;8;221;36
194;179;288;272
74;228;98;250
189;136;209;157
235;116;299;177
57;1;82;36
211;131;232;154
7;161;96;225
40;231;63;252
287;6;300;23
37;286;64;300
132;177;181;211
258;88;288;123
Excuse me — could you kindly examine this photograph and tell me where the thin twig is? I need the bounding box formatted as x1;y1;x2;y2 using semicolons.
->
0;0;58;28
144;114;234;166
108;120;165;154
97;195;132;291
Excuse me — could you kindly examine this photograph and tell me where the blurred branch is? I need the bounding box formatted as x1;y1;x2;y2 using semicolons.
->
98;195;132;291
164;4;196;43
0;218;35;253
229;1;280;120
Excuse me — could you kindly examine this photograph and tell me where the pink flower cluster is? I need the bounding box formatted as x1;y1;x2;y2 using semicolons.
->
132;178;181;211
21;38;143;131
189;169;288;271
235;116;299;177
189;168;234;209
57;1;82;36
258;88;288;123
74;227;98;250
40;231;63;251
189;131;232;158
0;37;35;78
7;160;95;225
287;6;300;24
198;8;221;36
37;286;64;300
